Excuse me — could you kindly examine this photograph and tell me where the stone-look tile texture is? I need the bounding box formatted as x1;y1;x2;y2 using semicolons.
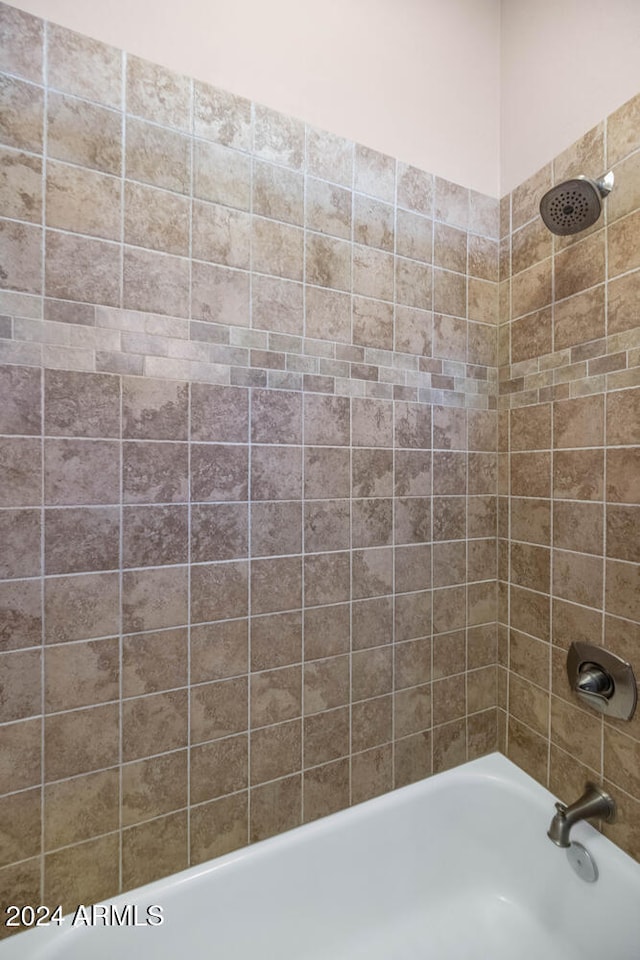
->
0;4;501;931
0;6;501;407
6;0;639;929
498;91;640;863
0;5;628;928
0;4;640;928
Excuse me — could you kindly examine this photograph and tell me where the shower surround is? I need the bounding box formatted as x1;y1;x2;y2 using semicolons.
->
1;0;639;929
0;2;500;919
498;96;640;858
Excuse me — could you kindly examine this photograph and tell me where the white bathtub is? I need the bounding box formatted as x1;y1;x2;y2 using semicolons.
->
3;753;639;959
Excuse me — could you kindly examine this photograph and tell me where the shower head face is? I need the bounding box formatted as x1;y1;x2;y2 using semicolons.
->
539;177;603;235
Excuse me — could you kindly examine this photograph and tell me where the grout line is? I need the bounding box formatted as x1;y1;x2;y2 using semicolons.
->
38;20;48;904
601;186;609;780
504;379;511;760
347;145;355;809
119;51;126;314
38;363;45;900
299;332;306;821
117;49;126;896
464;196;470;763
546;386;554;787
246;382;253;842
117;361;124;891
429;179;436;779
186;378;192;865
390;157;397;789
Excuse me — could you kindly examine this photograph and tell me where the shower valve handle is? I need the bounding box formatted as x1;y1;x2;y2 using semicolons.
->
576;664;614;700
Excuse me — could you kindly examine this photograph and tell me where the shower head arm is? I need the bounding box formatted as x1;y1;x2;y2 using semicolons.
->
595;170;614;197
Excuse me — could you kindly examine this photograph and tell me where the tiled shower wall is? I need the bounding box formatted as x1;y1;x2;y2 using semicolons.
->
0;3;500;919
498;92;640;858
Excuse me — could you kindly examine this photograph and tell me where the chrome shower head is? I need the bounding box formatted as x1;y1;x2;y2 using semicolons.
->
539;171;614;235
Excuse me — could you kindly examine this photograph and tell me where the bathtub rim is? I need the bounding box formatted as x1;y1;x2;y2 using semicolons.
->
2;751;638;957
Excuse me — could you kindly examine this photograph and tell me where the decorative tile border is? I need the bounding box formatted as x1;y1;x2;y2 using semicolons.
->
0;295;498;407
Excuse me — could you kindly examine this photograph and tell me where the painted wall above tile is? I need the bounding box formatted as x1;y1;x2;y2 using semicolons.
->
2;0;501;196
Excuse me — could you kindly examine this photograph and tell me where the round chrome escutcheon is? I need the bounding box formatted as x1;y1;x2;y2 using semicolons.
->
567;841;598;883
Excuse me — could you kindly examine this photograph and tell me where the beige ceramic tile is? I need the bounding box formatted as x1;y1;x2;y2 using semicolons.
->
0;648;41;723
44;834;119;913
396;257;432;310
46;230;120;306
191;261;250;326
193;138;250;210
44;769;119;849
191;677;248;742
45;637;118;712
253;217;303;282
0;718;41;794
305;286;350;343
304;707;349;767
0;579;41;652
124;181;189;256
0;437;41;507
122;811;188;889
190;734;247;804
191;618;248;683
351;744;393;804
553;123;604;184
434;177;468;229
0;220;42;294
48;22;121;107
469;191;499;239
122;750;187;827
306;126;353;187
250;719;301;785
127;117;191;194
45;703;119;781
250;775;301;842
354;144;395;203
306;233;351;292
397;162;433;216
608;209;640;278
0;509;40;580
352;296;393;350
303;758;349;822
511;164;552;231
192;200;251;269
0;146;42;223
607;92;640;167
396;208;432;263
308;177;352;239
253;159;303;225
191;561;248;623
0;4;43;83
194;81;251;148
254;105;304;169
605;560;640;623
124;246;189;317
353;194;393;251
47;91;121;174
0;75;43;152
304;551;350;607
126;55;191;130
190;792;248;863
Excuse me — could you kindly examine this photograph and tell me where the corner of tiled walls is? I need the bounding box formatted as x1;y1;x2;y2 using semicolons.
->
0;1;502;929
497;91;640;859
